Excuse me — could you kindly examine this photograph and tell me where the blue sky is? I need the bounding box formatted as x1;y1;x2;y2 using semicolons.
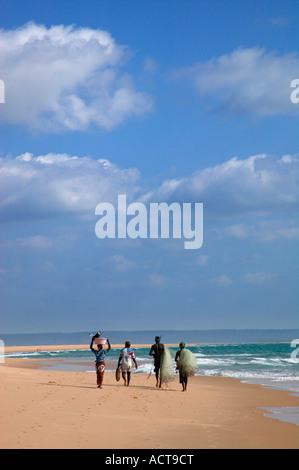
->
0;0;298;333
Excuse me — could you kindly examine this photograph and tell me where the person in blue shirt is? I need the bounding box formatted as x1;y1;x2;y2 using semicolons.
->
90;335;111;388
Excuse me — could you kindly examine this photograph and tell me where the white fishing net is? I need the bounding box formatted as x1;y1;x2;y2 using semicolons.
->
177;348;198;377
160;347;175;384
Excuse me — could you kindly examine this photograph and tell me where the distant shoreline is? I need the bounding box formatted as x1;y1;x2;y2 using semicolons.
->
4;343;186;353
3;341;292;354
2;329;298;349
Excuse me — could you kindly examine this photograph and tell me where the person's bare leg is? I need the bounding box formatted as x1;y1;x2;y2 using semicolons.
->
122;372;127;386
127;371;131;386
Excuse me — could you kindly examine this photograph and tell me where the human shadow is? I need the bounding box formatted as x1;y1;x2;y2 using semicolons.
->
40;382;179;392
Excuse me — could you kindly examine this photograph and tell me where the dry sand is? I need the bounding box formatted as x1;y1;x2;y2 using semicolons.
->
1;345;299;449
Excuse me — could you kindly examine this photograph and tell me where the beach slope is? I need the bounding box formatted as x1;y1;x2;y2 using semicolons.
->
1;358;299;449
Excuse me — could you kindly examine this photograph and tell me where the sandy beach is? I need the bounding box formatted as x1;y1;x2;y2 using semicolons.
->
1;345;299;449
3;344;180;353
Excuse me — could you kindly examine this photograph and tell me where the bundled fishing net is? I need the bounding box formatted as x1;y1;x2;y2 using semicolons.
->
177;348;198;377
160;347;175;384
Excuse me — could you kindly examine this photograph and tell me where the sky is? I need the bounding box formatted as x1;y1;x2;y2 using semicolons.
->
0;0;298;334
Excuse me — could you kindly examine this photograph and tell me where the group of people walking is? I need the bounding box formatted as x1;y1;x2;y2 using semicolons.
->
90;333;197;391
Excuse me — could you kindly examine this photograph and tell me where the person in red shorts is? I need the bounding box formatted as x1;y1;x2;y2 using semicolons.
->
90;334;111;388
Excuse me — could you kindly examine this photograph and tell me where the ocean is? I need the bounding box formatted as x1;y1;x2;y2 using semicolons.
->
2;329;299;427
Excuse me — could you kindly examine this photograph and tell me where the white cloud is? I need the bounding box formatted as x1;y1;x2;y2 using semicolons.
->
0;22;152;131
0;152;141;222
223;224;249;239
0;234;75;251
13;235;54;250
243;272;277;285
144;154;299;217
269;17;291;28
143;57;158;74
1;152;298;225
174;47;299;117
111;254;136;272
197;255;209;266
210;275;232;287
147;273;167;287
223;220;299;242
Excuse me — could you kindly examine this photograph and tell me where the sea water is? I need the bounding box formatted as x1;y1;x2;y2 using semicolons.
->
2;330;299;426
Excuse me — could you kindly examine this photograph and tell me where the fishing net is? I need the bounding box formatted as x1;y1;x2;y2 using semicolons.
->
178;348;198;377
160;347;175;384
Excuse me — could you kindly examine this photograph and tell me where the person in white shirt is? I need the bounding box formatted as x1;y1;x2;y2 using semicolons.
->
118;340;138;386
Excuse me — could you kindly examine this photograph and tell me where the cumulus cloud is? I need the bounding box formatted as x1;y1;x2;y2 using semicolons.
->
197;254;209;266
147;273;167;288
269;17;291;28
174;47;299;117
209;275;232;287
0;152;140;222
0;22;152;131
243;272;277;285
223;220;299;241
144;154;299;217
1;152;297;225
0;235;54;250
111;254;136;272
